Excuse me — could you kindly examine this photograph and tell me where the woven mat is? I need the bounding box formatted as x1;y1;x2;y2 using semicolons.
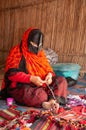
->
0;106;86;130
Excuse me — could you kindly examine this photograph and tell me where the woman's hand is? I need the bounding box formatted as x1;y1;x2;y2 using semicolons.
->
45;73;52;85
30;75;46;87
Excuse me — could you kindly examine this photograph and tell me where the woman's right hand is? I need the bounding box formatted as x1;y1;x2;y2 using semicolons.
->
30;75;46;87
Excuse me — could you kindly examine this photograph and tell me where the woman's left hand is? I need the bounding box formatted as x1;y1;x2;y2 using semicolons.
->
45;73;52;85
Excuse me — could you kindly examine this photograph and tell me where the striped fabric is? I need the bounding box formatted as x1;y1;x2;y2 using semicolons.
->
31;118;60;130
0;107;86;129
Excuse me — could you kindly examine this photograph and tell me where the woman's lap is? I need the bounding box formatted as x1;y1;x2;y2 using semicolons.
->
8;76;67;107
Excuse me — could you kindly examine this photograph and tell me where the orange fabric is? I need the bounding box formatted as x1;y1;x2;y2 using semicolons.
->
5;27;54;80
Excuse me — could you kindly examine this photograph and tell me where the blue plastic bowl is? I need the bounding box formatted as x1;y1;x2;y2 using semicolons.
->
52;63;81;80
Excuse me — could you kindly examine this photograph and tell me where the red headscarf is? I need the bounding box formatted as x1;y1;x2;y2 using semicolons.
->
5;27;54;80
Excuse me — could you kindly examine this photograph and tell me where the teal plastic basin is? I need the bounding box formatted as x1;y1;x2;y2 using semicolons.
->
52;63;81;80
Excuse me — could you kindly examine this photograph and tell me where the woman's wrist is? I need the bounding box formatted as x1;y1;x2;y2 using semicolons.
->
47;72;52;78
30;75;33;82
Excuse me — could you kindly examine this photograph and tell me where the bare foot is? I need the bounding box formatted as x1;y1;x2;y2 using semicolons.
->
51;102;59;114
42;99;59;114
42;101;51;110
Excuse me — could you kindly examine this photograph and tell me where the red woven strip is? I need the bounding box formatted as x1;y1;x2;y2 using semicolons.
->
0;110;15;120
7;108;20;116
34;118;45;130
46;120;56;130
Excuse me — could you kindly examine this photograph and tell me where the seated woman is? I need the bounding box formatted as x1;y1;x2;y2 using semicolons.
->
1;27;68;114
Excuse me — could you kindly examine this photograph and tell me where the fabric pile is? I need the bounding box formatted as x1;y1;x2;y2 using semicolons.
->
44;48;58;65
67;95;86;107
30;107;86;130
0;107;36;130
0;103;86;130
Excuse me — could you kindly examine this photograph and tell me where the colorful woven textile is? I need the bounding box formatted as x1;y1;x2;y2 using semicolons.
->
30;107;86;130
0;108;35;129
0;107;86;130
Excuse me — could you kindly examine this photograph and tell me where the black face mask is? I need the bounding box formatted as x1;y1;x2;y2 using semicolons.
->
27;29;43;54
29;43;42;54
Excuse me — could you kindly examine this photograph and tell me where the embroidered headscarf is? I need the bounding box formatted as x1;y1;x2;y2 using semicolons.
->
5;27;54;80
